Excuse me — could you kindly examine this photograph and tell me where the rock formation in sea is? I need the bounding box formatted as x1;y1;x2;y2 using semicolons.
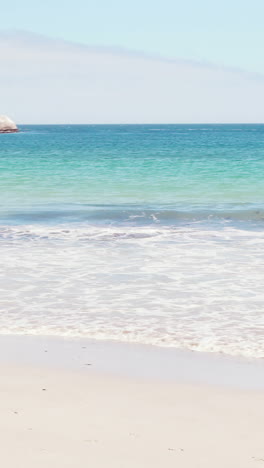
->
0;115;18;133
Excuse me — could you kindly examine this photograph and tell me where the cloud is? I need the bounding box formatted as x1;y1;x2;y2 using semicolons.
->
1;30;264;124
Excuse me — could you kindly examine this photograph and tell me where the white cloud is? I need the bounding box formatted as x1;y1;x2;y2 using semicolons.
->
1;30;264;124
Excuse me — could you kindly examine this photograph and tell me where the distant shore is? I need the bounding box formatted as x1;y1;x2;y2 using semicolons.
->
1;334;264;467
0;115;18;133
0;129;18;133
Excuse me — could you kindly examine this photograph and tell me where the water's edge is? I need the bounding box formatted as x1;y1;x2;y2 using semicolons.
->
1;334;264;390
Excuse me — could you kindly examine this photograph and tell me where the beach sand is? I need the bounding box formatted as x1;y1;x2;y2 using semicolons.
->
1;336;263;467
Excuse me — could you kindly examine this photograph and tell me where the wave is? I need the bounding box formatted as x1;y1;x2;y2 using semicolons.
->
1;222;264;244
0;225;162;241
0;221;264;359
1;204;264;226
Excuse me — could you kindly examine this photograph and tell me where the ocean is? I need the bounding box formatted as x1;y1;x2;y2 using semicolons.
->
1;124;264;358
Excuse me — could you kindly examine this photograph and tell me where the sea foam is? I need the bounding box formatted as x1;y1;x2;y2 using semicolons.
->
0;223;263;358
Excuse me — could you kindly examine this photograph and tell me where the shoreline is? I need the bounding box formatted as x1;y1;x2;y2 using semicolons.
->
1;334;264;467
1;334;264;390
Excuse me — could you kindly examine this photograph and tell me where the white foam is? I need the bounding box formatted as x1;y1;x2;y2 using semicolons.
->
0;224;263;359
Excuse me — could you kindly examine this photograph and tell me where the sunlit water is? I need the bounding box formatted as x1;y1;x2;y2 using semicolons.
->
1;124;264;358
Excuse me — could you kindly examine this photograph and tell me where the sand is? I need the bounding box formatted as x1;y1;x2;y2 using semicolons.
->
1;336;264;467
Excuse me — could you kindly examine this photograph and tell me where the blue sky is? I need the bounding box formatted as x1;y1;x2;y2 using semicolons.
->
2;0;264;73
1;1;264;123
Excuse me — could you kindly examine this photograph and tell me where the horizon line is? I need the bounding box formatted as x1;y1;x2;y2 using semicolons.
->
16;122;264;126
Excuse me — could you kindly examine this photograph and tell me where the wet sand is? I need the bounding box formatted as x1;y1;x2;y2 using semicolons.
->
1;335;264;467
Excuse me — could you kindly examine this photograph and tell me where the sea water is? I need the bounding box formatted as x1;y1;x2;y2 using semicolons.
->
0;124;263;358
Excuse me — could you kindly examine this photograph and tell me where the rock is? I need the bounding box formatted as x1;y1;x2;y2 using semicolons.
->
0;115;18;133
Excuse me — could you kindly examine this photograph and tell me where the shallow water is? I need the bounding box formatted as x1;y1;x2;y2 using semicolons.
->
1;124;264;358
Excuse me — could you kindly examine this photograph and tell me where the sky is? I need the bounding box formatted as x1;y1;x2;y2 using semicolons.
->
1;0;264;123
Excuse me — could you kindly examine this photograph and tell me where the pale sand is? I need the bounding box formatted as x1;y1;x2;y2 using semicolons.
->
1;336;264;467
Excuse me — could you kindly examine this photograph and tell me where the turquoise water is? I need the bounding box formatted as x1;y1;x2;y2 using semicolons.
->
0;125;264;357
2;124;264;221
